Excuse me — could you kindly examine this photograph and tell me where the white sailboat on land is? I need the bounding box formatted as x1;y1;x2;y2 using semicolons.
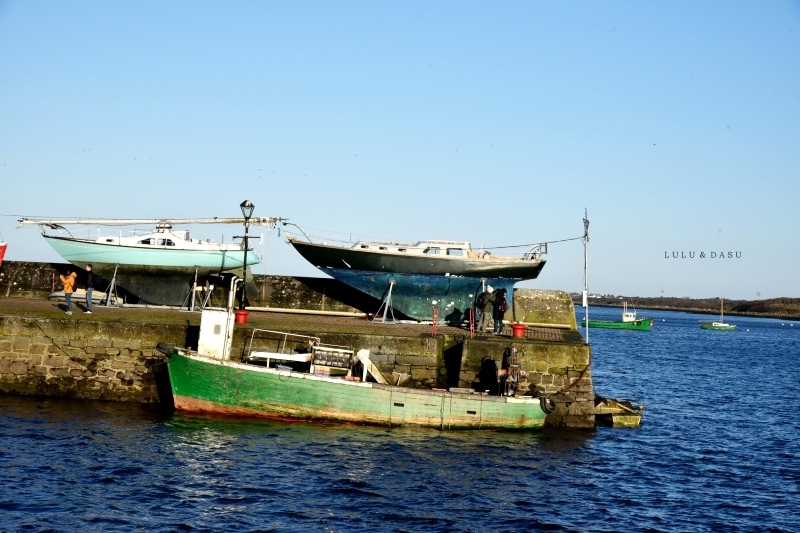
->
18;215;279;305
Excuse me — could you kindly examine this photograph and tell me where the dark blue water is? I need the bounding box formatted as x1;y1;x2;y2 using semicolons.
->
2;307;799;532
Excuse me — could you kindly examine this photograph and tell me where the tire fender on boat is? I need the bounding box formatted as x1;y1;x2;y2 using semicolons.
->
540;396;556;414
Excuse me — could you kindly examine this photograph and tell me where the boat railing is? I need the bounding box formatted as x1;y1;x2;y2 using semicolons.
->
246;329;322;358
56;226;219;243
245;329;353;357
245;328;356;370
523;242;547;260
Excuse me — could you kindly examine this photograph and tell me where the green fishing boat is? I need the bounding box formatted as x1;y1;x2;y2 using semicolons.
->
581;302;653;330
158;276;549;430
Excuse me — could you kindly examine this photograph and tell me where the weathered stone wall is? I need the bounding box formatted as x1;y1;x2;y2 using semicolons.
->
458;338;593;428
511;288;577;328
1;261;64;299
0;314;185;402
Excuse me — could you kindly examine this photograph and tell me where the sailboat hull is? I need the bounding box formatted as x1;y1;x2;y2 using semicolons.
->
321;268;517;322
44;235;258;271
700;323;737;331
43;235;259;305
288;237;546;321
581;318;652;330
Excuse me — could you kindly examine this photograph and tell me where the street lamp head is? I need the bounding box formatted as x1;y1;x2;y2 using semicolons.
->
240;200;255;221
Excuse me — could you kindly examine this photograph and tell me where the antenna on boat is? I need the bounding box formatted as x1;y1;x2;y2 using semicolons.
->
582;208;590;343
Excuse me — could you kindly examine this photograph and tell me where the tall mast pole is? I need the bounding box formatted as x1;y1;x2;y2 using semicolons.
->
582;208;590;343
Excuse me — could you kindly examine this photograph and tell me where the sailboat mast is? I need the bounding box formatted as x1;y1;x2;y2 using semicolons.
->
18;216;281;227
582;209;590;343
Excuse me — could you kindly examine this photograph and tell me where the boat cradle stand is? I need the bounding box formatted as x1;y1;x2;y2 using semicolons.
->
373;279;397;323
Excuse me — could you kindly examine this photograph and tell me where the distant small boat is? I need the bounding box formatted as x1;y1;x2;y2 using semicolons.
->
701;298;736;330
581;302;653;330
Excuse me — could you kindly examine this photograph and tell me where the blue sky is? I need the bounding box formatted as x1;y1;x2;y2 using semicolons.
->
1;1;798;300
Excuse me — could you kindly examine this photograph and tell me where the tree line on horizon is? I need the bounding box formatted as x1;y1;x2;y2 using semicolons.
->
571;295;800;319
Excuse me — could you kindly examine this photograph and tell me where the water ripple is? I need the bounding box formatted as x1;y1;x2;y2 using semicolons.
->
2;310;800;531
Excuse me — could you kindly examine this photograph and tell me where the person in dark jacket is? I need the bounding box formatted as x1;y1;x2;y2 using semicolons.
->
493;288;508;334
477;285;495;333
85;264;95;314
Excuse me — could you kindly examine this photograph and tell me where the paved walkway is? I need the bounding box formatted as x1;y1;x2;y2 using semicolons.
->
0;297;585;344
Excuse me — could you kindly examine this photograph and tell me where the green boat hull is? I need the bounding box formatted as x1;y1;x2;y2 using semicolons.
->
581;318;652;330
700;323;737;331
165;351;546;430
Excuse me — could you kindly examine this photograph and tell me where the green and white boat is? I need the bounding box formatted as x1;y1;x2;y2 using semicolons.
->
157;277;549;430
701;298;737;331
581;302;653;330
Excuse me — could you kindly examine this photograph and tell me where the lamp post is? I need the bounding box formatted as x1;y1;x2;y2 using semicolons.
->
239;200;254;311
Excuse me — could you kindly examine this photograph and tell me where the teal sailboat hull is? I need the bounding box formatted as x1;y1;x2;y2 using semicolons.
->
44;234;258;272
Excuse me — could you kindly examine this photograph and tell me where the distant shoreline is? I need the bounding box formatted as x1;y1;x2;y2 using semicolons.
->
573;296;800;321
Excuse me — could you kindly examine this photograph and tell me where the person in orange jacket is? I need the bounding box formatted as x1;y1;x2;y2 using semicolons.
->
60;270;77;315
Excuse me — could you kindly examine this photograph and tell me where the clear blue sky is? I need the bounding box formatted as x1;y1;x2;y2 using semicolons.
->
2;1;798;300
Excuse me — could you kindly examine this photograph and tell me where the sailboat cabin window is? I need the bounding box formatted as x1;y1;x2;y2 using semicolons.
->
139;238;155;245
446;248;465;257
158;239;176;246
424;247;441;255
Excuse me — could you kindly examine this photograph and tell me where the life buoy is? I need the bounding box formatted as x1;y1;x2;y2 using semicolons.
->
540;396;556;414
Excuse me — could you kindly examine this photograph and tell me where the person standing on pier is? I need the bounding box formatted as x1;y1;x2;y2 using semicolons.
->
477;285;495;333
493;288;508;335
84;264;95;314
60;270;77;316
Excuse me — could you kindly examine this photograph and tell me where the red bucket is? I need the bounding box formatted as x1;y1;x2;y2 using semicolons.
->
511;323;527;338
234;309;249;325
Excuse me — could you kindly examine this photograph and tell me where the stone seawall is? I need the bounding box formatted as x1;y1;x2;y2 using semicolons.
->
0;260;594;427
0;308;594;428
0;314;184;403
